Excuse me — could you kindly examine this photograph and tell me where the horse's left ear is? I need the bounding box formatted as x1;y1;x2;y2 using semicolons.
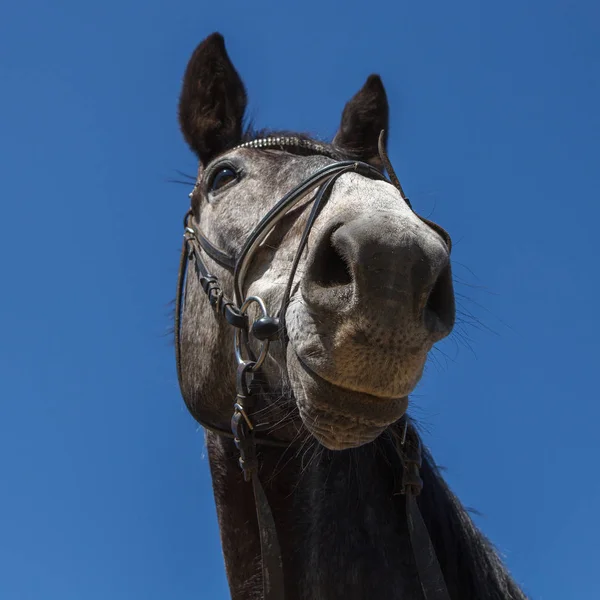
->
333;74;389;168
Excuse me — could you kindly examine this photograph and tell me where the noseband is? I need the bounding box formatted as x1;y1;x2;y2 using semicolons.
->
175;132;451;600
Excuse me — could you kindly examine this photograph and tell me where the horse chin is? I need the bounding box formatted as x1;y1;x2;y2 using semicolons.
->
286;347;409;450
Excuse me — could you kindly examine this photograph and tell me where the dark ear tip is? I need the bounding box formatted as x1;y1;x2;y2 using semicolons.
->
364;74;385;92
204;31;225;44
206;31;225;44
204;32;225;48
365;74;382;84
185;32;230;74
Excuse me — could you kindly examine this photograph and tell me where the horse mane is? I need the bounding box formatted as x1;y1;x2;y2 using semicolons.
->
396;424;528;599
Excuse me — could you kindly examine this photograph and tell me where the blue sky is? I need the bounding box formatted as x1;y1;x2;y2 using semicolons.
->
1;1;599;598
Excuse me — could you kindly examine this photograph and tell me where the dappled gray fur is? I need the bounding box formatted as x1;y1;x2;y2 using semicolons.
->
175;32;528;599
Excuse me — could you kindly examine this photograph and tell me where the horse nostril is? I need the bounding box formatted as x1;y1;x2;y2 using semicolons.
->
424;264;455;336
308;228;353;288
303;216;456;335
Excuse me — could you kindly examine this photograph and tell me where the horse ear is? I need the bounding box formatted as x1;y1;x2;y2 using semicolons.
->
178;33;247;164
333;75;389;167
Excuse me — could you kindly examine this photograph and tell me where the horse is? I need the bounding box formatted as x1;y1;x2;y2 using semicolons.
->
174;32;527;600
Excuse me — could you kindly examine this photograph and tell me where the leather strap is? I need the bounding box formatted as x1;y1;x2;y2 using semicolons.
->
278;167;355;331
196;228;237;270
406;494;451;600
252;471;285;600
394;424;451;600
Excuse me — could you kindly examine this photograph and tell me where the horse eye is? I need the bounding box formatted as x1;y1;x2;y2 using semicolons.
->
209;167;238;192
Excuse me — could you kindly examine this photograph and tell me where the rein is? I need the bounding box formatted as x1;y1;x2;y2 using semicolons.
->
175;132;451;600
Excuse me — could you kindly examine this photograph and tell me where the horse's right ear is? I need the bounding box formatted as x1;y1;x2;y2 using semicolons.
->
178;33;247;164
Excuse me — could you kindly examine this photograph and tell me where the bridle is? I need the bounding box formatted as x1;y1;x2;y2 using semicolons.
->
175;132;451;600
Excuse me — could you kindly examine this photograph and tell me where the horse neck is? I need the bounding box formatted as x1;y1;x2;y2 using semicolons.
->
205;431;526;600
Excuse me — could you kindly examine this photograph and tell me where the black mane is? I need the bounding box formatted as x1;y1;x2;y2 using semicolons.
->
416;440;527;599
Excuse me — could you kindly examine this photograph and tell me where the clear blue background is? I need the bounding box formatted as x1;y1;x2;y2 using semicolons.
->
1;1;598;598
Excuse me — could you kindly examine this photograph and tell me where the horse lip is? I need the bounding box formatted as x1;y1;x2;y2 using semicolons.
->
287;346;409;449
292;347;408;402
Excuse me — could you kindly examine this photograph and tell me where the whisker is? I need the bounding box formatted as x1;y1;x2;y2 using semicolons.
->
167;179;196;186
174;170;197;181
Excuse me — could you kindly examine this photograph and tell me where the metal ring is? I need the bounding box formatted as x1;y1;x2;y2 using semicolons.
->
234;296;271;370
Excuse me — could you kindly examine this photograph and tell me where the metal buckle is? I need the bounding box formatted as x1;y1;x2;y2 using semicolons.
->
234;296;272;370
231;361;258;481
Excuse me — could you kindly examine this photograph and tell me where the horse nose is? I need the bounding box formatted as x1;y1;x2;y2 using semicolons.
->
302;212;455;338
